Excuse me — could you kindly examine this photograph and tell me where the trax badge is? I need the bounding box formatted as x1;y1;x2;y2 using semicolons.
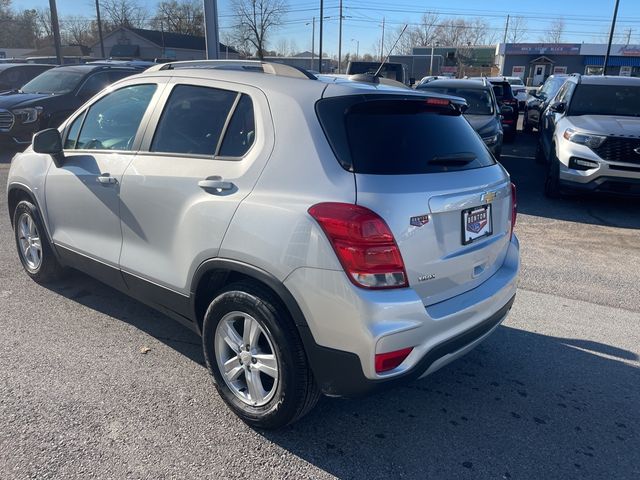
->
410;214;429;227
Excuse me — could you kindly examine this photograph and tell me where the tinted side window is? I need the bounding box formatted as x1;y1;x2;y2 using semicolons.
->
64;110;86;149
151;85;237;156
75;84;156;151
77;72;112;99
219;94;255;157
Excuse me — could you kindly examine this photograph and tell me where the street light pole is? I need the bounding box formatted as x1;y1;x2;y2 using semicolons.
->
95;0;105;58
319;0;323;73
603;0;621;75
311;17;315;70
338;0;343;73
430;44;435;75
48;0;63;65
203;0;220;59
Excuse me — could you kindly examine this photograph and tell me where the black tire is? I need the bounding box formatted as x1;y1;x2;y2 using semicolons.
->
13;200;65;283
544;151;562;198
202;281;320;429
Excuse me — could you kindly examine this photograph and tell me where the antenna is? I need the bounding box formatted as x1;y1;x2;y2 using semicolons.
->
374;24;408;77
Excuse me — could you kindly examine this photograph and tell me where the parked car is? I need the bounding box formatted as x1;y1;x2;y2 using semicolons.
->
0;64;140;146
8;60;519;429
0;64;53;94
504;76;527;109
417;78;506;159
468;77;519;140
539;74;640;197
523;74;568;133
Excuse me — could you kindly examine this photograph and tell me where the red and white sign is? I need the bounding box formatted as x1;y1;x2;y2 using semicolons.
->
553;66;567;74
511;66;525;78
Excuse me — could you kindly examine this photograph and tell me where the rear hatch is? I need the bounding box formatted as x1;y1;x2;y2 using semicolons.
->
316;94;513;306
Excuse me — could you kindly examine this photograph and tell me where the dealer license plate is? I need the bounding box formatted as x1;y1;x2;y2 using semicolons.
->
462;204;493;245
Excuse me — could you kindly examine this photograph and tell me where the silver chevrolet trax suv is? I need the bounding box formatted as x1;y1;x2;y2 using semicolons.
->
7;61;520;429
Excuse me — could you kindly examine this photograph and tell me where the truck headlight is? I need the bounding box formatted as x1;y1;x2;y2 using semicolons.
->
563;128;606;149
12;107;43;124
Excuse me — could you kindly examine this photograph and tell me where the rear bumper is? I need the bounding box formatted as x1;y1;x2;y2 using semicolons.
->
286;234;520;397
299;295;514;397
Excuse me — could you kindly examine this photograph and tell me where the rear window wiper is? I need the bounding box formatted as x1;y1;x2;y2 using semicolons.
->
429;153;477;165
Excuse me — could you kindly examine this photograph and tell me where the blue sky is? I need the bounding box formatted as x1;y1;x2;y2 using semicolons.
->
17;0;640;56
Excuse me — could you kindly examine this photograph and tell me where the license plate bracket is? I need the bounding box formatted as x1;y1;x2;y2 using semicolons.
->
462;204;493;245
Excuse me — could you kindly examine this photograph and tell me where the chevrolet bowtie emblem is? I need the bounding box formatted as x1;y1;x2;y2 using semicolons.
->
481;191;497;203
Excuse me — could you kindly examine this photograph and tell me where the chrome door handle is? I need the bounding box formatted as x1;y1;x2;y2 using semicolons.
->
198;176;234;192
97;173;118;185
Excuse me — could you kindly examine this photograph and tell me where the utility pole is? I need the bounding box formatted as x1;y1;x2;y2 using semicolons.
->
203;0;220;59
48;0;63;65
380;17;385;62
625;28;633;46
95;0;105;58
603;0;620;76
338;0;343;73
503;14;510;44
319;0;324;73
310;17;315;70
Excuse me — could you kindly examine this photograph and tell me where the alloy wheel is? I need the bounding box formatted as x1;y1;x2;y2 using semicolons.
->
17;212;42;271
214;311;280;406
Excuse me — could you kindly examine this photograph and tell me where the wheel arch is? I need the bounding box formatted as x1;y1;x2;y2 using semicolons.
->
190;259;310;335
8;183;39;228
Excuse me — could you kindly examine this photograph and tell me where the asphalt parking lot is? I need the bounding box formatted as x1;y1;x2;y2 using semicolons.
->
0;131;638;479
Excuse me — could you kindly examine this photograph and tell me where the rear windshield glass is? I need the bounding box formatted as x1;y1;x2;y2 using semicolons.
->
568;84;640;117
419;87;494;115
316;96;496;175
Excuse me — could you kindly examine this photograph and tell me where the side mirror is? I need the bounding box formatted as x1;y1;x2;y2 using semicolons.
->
549;101;566;114
33;128;64;167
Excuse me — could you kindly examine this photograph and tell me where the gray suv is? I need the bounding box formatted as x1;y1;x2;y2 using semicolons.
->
8;60;520;429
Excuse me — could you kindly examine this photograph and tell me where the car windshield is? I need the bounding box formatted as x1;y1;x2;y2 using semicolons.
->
540;77;566;99
421;87;494;115
569;84;640;117
21;69;85;94
507;78;524;86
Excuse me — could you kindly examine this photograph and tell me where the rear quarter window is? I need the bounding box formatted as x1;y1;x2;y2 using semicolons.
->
316;96;496;175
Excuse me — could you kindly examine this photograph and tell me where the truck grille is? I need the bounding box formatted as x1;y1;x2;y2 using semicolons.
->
592;137;640;165
0;109;14;131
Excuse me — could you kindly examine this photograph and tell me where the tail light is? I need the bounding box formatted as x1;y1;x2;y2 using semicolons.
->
308;202;408;289
510;182;517;239
375;347;413;373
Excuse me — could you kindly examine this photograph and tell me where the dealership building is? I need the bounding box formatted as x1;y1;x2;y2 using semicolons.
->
497;43;640;85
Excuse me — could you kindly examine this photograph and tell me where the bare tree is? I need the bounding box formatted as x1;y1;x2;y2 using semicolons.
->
413;11;440;47
150;0;203;36
34;7;52;38
508;16;527;43
541;18;564;43
288;38;298;56
229;0;288;60
275;37;288;56
100;0;148;30
62;16;95;47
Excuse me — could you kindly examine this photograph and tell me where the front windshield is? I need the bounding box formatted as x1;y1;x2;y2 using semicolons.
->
507;78;524;86
21;69;85;94
540;77;566;99
421;87;494;115
569;84;640;117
